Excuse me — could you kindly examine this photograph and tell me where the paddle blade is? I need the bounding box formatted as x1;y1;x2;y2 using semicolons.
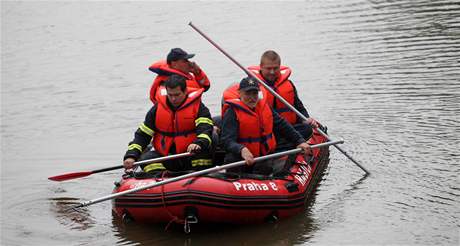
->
48;171;93;181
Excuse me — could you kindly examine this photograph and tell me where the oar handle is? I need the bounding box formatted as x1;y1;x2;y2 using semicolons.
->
189;22;369;175
74;140;343;209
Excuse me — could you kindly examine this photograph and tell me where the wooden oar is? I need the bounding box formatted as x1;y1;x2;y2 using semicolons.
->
71;140;343;209
188;22;370;175
48;152;193;182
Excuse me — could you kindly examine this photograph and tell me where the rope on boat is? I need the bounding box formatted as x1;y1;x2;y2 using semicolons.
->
160;171;186;232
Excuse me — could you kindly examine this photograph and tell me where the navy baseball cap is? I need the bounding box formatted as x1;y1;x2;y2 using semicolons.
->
239;77;260;92
166;48;195;63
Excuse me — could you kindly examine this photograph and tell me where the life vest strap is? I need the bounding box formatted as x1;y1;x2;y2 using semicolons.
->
275;107;292;113
237;133;273;143
156;129;195;137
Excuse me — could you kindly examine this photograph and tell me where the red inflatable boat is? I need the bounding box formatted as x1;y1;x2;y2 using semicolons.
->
112;128;330;230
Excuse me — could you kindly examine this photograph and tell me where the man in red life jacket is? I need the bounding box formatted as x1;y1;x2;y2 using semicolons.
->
220;77;312;174
123;75;214;173
220;50;319;144
148;48;211;103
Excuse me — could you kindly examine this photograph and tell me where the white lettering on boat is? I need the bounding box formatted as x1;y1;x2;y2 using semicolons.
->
294;164;312;186
129;180;157;190
233;181;278;191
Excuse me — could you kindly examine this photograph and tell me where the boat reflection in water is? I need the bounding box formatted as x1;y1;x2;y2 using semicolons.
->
111;184;326;246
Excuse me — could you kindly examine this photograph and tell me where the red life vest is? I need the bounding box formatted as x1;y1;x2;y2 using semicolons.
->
149;60;208;103
224;99;276;157
247;65;298;124
152;88;203;156
222;83;240;105
221;83;240;118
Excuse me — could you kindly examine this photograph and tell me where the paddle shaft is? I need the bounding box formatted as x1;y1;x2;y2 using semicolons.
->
96;152;194;173
74;140;343;209
49;152;193;181
188;22;370;175
129;152;193;168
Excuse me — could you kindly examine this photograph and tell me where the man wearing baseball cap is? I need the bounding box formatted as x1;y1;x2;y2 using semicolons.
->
148;48;211;103
220;77;312;174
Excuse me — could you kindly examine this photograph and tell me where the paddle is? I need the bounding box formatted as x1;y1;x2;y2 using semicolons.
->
71;140;343;209
48;152;193;182
188;22;370;175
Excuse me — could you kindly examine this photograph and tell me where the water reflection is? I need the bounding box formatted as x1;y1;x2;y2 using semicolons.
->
49;197;95;231
314;174;368;223
111;205;320;246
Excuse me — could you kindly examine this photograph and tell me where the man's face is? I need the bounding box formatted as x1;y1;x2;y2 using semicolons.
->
170;59;192;74
260;58;280;82
239;89;259;109
167;86;187;107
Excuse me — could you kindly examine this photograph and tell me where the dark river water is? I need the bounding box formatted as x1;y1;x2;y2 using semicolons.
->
2;1;459;245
